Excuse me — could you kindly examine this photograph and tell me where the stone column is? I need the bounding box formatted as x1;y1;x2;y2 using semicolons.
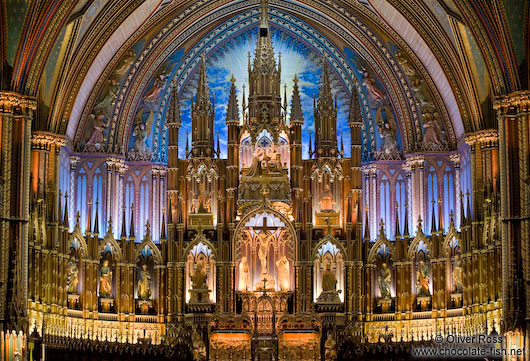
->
494;91;530;337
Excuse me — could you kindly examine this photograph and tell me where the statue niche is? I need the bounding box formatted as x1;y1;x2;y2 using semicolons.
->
186;241;216;309
66;237;83;309
98;248;115;312
188;176;215;229
313;175;340;230
136;245;155;314
236;212;293;293
314;240;344;307
413;240;431;310
238;133;290;205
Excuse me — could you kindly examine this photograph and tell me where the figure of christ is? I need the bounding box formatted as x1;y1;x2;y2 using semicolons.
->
256;228;281;275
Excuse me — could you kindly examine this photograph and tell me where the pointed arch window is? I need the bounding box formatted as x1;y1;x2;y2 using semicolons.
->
125;176;134;235
93;167;104;234
443;166;454;232
395;174;406;236
138;175;150;240
426;167;438;233
76;168;87;234
379;174;390;238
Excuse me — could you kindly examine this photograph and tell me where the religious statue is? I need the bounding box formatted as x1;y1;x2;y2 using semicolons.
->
86;114;110;147
191;263;208;290
193;184;212;213
422;106;445;149
66;258;79;294
378;263;391;299
239;256;250;291
359;68;386;106
416;260;430;296
319;184;336;212
132;122;150;154
395;49;417;77
143;73;167;104
276;256;290;291
191;330;207;361
264;145;282;173
253;227;280;289
453;255;463;292
322;262;337;292
99;259;113;297
94;78;119;112
324;333;337;361
137;264;152;300
376;106;399;157
114;50;136;76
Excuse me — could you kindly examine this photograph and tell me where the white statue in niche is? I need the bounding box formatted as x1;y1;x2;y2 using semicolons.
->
239;256;250;291
276;256;290;291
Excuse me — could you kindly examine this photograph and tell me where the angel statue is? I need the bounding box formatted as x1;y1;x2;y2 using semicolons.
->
376;105;399;156
422;105;445;149
143;72;167;104
395;49;417;77
358;67;386;106
86;114;110;148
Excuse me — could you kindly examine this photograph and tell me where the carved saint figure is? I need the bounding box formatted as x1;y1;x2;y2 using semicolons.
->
422;106;445;148
376;106;399;156
453;255;463;292
378;263;391;299
132;122;149;154
94;79;119;112
256;229;279;275
319;184;336;212
86;114;110;147
276;256;290;291
191;330;207;361
194;184;212;213
143;73;167;104
191;263;207;289
322;262;337;292
239;256;250;291
66;258;79;294
360;69;386;105
324;333;337;361
99;259;113;297
137;264;152;300
264;145;282;173
416;260;430;296
114;50;136;76
395;49;417;77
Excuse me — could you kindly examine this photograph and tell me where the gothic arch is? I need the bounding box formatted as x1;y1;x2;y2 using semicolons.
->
136;238;163;266
183;234;218;261
312;234;347;261
232;203;297;261
98;232;123;262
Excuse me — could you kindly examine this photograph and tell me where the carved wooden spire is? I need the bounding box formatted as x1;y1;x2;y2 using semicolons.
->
290;74;303;123
191;53;215;157
314;58;338;158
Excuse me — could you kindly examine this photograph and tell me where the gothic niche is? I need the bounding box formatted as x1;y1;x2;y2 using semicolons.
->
238;131;290;206
314;240;344;310
236;211;293;312
311;166;342;229
412;239;431;310
373;244;393;313
66;237;83;309
98;242;116;312
185;240;216;311
187;165;218;229
136;245;155;314
446;236;463;307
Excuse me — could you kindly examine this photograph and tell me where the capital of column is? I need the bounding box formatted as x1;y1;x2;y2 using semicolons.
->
152;164;168;177
0;91;37;113
449;153;461;168
31;131;66;151
361;164;377;177
404;154;424;171
494;90;530;112
464;129;499;148
105;156;125;172
69;155;81;170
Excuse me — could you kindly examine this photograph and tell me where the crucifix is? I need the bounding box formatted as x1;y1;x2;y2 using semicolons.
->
250;216;281;277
